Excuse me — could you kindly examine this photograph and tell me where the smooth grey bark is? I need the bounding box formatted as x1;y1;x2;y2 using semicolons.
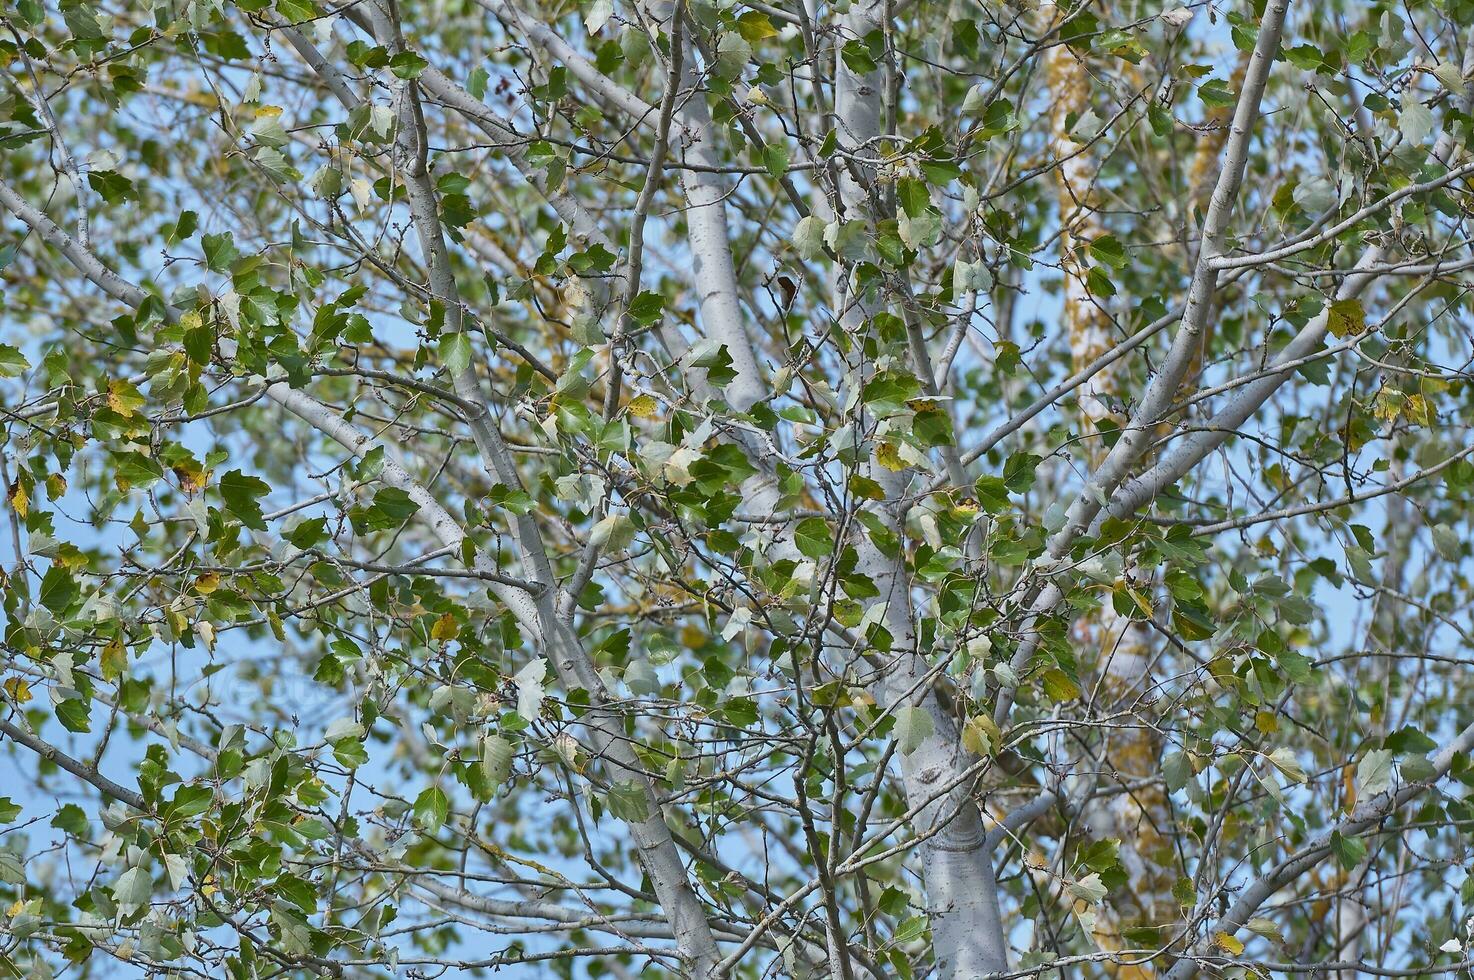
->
830;0;1008;975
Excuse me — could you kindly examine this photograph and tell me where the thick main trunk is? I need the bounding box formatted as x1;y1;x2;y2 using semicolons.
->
859;537;1010;977
834;1;1008;975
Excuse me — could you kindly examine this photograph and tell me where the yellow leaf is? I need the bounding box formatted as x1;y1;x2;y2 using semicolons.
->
1403;393;1433;426
1326;298;1365;338
626;394;659;419
7;482;26;519
735;10;779;40
961;714;1002;756
1040;667;1081;702
196;621;216;651
1214;931;1244;955
431;612;460;641
173;462;208;494
1127;585;1153;619
876;441;908;472
45;473;66;500
107;379;146;417
101;638;128;682
3;677;32;704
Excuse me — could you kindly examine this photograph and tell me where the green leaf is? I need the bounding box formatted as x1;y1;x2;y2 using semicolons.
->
286;517;328;549
332;738;369;769
897;177;931;219
51;803;87;835
55;698;91;733
168;210;199;244
974;476;1010;513
913;405;954;448
627;291;665;325
164;785;214;821
1089;234;1129;269
893;914;928;943
219;469;270;530
763;144;789;181
0;345;31;377
1003;452;1041;493
389;51;429;79
112;866;153;915
481;734;514;786
440;332;473;376
1284;43;1328;71
39;566;78;613
0;852;21;885
894;705;934;755
201;232;239;273
793;517;834;559
692;343;737;387
1198;78;1235;107
841;38;879;74
1432;524;1461;562
414;786;449;833
467;66;489;100
567;243;617;274
352;487;421;533
1385;725;1437;756
714;33;752;81
1330;830;1367;870
793;215;827;261
87;170;136;204
605;781;650;823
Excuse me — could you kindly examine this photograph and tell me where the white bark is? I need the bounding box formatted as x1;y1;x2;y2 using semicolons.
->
830;0;1008;974
1106;34;1474;526
374;8;725;969
479;0;769;412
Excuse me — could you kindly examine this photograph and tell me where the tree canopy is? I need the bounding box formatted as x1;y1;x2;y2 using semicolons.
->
2;0;1474;977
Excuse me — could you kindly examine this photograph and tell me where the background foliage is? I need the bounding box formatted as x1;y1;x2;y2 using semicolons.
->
2;0;1474;977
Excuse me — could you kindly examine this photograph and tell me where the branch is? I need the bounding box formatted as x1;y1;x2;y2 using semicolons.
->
1163;720;1474;979
0;716;149;812
992;0;1292;725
